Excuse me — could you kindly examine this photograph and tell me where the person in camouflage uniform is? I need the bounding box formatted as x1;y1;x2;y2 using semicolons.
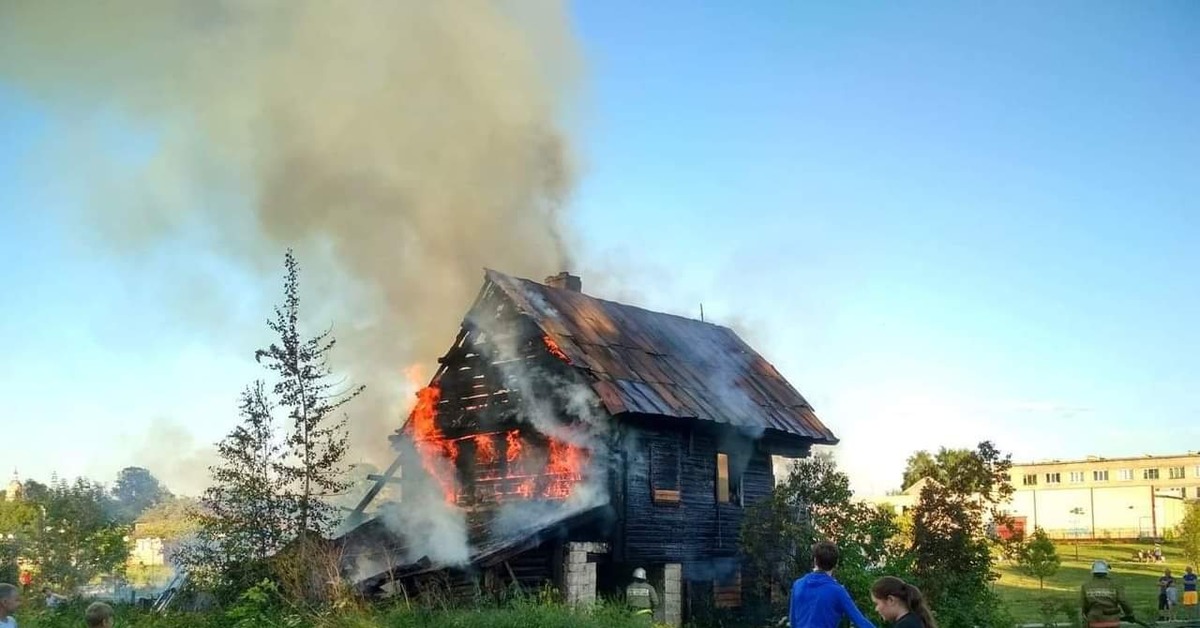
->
1081;560;1135;628
626;567;659;622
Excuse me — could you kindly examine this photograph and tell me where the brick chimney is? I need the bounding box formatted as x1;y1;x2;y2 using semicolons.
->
544;272;581;292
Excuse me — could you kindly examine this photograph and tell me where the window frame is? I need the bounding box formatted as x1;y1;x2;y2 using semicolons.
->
650;440;682;504
716;452;744;507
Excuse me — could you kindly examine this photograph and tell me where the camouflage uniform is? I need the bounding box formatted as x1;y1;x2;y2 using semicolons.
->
626;579;660;622
1081;576;1134;627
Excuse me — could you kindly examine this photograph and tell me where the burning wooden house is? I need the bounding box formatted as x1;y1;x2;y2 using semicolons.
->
340;270;838;625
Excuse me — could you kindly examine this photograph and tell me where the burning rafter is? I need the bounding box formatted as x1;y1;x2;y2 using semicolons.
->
542;334;571;363
404;383;589;507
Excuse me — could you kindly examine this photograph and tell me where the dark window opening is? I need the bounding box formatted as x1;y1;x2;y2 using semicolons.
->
651;440;682;504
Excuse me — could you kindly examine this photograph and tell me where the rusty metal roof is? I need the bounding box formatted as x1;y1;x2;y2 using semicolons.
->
484;270;838;445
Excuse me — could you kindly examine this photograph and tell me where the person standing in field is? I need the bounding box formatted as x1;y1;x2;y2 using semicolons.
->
1159;568;1176;621
0;583;19;628
870;576;937;628
789;541;876;628
1183;566;1198;619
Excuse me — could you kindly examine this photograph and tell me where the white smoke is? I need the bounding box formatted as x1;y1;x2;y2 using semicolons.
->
0;0;586;482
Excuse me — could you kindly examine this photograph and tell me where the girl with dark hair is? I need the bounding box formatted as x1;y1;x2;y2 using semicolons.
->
871;576;938;628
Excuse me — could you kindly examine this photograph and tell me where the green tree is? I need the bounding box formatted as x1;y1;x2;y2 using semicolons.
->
22;479;50;503
741;453;906;619
182;251;365;604
901;447;976;490
1019;527;1060;589
184;380;288;590
26;478;130;590
909;440;1014;628
255;249;363;539
111;466;173;524
1178;502;1200;568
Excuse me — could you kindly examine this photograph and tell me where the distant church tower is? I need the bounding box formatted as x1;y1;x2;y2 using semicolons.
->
6;470;22;501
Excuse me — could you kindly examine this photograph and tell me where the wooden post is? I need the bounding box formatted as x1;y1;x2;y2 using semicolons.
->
1151;485;1158;538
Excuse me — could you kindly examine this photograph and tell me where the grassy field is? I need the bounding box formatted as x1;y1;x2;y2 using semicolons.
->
994;540;1199;624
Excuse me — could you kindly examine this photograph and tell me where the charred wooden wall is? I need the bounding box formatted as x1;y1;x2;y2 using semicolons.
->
616;419;776;579
414;280;596;509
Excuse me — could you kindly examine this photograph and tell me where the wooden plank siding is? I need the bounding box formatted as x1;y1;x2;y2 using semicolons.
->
619;422;776;572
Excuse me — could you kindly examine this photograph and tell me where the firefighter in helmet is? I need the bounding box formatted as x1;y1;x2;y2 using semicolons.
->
1081;560;1135;628
625;567;660;621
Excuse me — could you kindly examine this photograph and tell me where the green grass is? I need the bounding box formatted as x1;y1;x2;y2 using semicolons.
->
994;540;1198;624
17;599;664;628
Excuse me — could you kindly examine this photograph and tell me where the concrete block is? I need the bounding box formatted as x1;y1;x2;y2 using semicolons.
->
662;563;683;627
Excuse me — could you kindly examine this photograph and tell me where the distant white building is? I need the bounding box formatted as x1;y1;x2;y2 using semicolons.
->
1005;452;1198;539
859;477;938;516
861;453;1200;540
6;470;22;502
130;536;166;567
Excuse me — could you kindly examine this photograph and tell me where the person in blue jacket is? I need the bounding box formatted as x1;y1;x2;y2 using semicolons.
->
789;541;877;628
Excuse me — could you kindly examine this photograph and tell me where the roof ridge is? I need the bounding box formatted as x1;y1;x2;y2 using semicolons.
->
485;268;741;334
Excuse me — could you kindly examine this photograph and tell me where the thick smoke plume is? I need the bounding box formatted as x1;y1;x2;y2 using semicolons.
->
0;1;584;468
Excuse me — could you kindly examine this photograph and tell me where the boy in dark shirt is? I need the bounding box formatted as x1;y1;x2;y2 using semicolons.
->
1159;569;1176;620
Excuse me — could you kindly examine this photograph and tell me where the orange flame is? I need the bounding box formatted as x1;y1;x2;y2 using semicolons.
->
515;476;536;499
475;434;497;465
405;383;589;505
408;385;458;504
506;430;522;462
544;439;588;499
543;335;570;363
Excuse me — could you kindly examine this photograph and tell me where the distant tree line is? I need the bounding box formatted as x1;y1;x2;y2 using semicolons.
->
0;465;177;590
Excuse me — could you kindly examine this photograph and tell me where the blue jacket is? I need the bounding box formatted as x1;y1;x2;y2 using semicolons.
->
789;571;876;628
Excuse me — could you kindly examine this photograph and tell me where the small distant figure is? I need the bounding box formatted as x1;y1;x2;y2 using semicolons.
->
1183;566;1198;619
1081;560;1134;628
41;587;65;609
0;582;20;628
1159;569;1177;621
789;541;876;628
625;567;659;622
85;601;114;628
870;576;938;628
1155;544;1165;563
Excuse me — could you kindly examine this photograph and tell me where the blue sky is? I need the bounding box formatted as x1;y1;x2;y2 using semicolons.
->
2;2;1198;495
